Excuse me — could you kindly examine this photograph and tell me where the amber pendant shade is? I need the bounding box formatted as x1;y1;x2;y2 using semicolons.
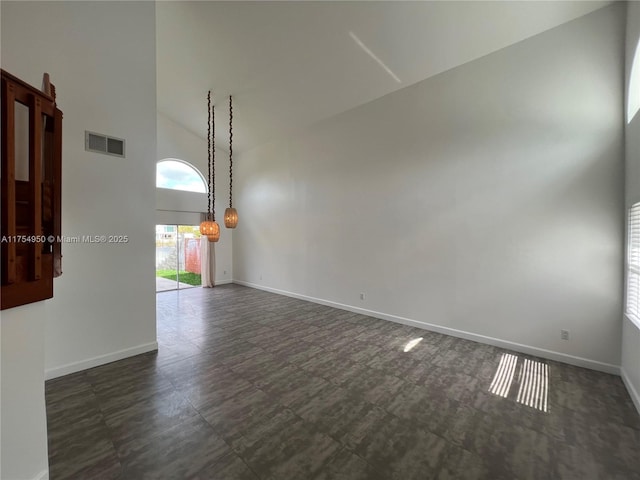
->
224;207;238;229
200;220;220;242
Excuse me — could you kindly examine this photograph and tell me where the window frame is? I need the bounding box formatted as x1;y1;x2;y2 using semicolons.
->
626;202;640;327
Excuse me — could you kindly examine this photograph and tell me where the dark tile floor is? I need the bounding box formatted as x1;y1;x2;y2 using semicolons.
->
46;284;640;479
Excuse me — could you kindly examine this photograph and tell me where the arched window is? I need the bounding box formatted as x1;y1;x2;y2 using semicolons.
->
156;159;207;193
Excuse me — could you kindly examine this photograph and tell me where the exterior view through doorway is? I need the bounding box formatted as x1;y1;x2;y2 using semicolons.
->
155;224;202;292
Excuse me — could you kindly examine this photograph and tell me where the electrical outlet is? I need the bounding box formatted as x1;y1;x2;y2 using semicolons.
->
223;270;227;275
360;293;365;300
561;329;569;341
260;274;263;280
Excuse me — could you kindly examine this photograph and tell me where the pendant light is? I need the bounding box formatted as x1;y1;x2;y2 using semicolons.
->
200;91;220;242
224;95;238;228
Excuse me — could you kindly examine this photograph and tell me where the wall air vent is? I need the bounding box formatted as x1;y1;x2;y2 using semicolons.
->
85;131;125;158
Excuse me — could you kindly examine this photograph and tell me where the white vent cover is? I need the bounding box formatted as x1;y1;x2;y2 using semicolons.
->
85;131;125;158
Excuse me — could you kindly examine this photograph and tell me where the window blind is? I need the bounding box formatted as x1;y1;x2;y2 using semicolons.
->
627;203;640;323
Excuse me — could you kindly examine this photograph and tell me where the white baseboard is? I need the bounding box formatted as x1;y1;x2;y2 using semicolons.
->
621;367;640;415
33;469;49;480
215;279;233;285
45;342;158;380
233;280;620;375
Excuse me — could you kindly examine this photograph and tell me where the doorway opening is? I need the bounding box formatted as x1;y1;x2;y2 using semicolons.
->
155;224;202;292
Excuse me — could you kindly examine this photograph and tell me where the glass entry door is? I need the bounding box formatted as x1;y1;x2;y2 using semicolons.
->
155;225;202;292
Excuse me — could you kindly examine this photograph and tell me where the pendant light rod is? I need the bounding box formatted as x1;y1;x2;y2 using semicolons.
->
201;90;220;241
206;90;212;219
228;95;233;209
210;91;216;221
224;95;238;229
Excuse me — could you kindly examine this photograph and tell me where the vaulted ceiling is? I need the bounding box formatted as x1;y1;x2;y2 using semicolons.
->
156;1;611;153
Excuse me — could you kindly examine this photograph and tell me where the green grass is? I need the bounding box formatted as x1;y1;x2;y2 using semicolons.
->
156;269;201;286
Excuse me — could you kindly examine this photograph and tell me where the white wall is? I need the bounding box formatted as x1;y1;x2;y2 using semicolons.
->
2;2;157;475
1;304;48;480
234;5;625;372
622;1;640;413
2;0;158;374
157;113;233;283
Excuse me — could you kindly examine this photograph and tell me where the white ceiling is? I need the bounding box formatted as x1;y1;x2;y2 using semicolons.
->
157;1;612;153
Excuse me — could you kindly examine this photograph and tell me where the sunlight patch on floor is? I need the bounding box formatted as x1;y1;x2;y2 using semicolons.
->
516;358;548;412
489;353;518;398
403;337;423;352
489;353;549;412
